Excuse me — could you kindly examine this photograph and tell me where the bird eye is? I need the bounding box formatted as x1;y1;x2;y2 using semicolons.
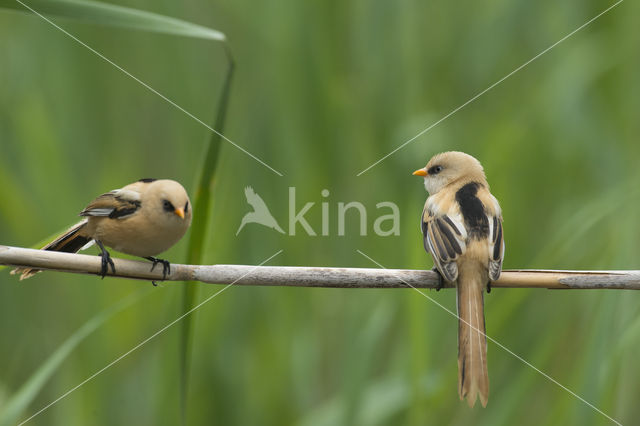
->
428;165;443;175
184;201;189;214
163;200;174;212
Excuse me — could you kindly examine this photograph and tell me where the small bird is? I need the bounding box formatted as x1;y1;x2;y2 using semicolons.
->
13;178;192;281
413;151;504;408
236;186;285;235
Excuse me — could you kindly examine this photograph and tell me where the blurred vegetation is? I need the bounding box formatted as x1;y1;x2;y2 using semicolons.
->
1;0;639;425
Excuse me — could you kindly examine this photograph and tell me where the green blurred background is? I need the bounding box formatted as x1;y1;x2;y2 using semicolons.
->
1;0;639;424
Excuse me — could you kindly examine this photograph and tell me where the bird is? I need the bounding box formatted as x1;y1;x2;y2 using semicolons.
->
413;151;504;408
12;178;192;281
236;186;285;235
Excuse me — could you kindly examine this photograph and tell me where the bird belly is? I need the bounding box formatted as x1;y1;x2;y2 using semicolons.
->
90;217;188;257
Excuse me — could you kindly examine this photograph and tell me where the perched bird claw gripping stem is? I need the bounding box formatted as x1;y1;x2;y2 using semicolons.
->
146;256;171;280
95;240;115;278
432;266;445;291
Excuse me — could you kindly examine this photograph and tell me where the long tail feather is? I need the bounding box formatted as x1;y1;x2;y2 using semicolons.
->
456;265;489;407
11;220;91;280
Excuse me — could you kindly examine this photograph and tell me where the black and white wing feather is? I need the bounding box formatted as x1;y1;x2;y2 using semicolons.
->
79;189;141;219
488;215;505;281
421;207;467;282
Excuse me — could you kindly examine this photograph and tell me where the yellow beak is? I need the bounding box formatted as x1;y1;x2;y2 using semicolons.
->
174;207;185;219
412;168;427;177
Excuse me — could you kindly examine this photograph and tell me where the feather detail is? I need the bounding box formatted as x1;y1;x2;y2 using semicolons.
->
11;220;91;280
421;211;466;282
457;262;489;407
80;189;141;219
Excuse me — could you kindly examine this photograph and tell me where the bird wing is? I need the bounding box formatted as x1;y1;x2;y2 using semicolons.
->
79;189;141;219
488;214;505;281
245;186;270;212
421;207;467;282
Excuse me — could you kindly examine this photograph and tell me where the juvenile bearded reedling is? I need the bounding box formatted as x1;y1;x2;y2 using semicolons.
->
12;179;192;282
413;151;504;407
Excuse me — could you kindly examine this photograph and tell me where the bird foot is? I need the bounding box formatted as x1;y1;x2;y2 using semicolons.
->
432;267;445;291
146;257;171;281
96;240;115;278
486;281;492;294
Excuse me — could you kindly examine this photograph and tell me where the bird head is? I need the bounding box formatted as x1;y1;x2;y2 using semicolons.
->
413;151;487;194
147;180;193;226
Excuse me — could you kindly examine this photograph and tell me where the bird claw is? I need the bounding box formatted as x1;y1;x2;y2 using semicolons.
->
96;240;115;278
146;257;171;281
432;267;445;291
486;281;492;294
101;253;115;279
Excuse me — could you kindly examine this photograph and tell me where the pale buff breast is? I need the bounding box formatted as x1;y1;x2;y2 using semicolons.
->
87;213;190;257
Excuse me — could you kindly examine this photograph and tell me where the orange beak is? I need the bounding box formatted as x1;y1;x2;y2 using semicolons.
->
174;207;185;219
412;168;427;177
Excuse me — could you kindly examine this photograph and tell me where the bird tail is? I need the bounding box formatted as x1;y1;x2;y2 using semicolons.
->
11;220;91;280
456;263;489;407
